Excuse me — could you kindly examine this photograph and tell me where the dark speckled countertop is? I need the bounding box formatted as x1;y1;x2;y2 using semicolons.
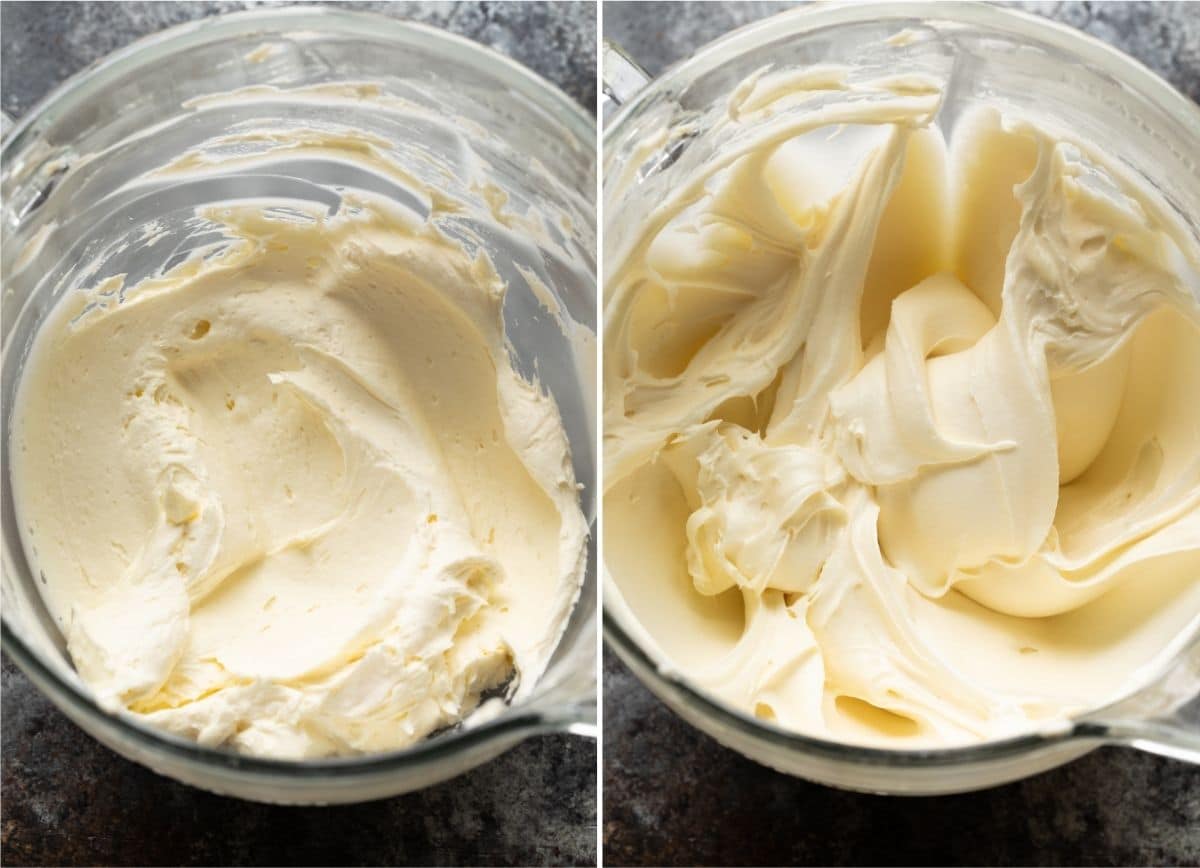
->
0;3;595;867
602;2;1200;866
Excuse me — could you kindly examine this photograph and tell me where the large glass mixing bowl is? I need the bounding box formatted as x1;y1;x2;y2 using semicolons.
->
603;1;1200;795
2;7;596;805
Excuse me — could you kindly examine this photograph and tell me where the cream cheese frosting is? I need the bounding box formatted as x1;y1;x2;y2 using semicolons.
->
14;188;588;758
604;68;1200;747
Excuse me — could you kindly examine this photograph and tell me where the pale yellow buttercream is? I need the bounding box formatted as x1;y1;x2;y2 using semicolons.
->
604;70;1200;747
14;192;587;759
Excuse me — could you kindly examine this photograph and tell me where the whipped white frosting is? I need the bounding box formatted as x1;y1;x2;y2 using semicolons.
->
14;182;587;757
604;67;1200;746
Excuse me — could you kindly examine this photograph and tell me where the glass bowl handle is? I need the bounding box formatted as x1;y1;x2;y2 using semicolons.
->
522;615;598;739
1074;633;1200;763
541;686;597;740
602;40;650;123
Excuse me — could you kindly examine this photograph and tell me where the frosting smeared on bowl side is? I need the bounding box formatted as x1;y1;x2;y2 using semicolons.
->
14;133;588;758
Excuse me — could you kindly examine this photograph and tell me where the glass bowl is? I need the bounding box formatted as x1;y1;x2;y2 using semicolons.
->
1;7;596;805
603;0;1199;795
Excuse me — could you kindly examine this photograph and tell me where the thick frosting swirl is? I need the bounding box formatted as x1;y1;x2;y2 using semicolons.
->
604;69;1200;746
15;192;587;758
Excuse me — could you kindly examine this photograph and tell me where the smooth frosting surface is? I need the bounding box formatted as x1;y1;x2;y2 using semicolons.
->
14;191;587;758
604;69;1200;747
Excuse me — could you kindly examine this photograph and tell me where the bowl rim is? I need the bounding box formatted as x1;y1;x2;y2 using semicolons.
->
1;5;596;779
602;0;1200;142
602;0;1200;769
2;5;595;161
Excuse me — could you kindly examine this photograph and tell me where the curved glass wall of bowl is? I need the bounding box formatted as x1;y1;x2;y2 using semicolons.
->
1;8;595;803
601;1;1200;793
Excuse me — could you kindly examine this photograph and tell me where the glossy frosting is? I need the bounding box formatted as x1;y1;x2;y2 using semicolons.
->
604;69;1200;746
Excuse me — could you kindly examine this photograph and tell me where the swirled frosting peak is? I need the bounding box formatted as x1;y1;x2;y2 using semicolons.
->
604;71;1200;747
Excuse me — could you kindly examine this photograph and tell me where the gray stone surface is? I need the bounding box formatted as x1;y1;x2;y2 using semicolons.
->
0;3;595;867
602;3;1200;866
